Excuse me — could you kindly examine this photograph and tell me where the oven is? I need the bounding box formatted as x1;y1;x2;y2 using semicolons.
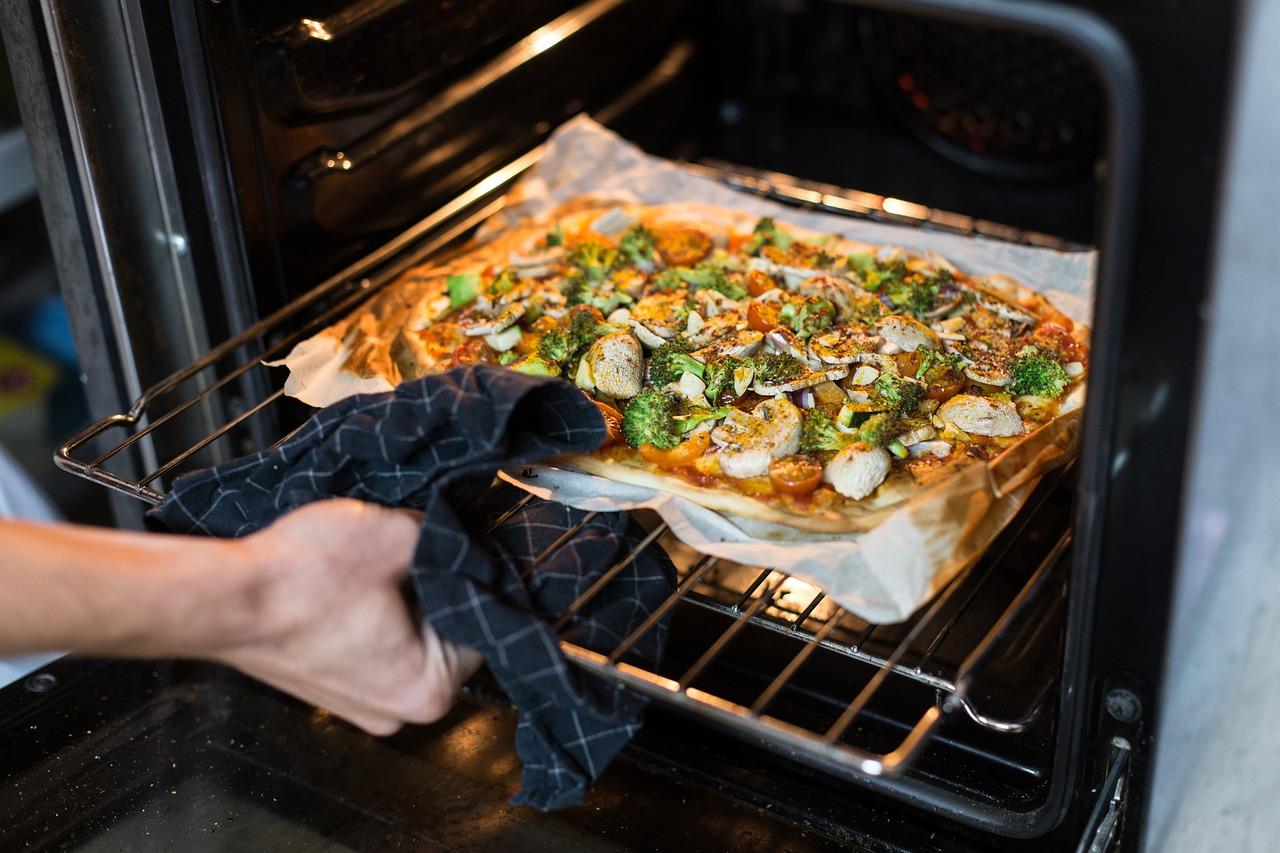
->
1;0;1272;850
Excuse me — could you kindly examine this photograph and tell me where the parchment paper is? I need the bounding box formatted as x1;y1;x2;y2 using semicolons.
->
274;115;1095;624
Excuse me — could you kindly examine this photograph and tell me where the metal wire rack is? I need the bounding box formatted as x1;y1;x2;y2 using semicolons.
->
55;149;1074;785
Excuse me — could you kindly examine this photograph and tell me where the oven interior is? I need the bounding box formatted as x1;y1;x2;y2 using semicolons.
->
11;0;1157;849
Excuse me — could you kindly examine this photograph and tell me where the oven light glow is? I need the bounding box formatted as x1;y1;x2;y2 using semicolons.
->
528;26;565;55
300;18;333;42
882;197;929;219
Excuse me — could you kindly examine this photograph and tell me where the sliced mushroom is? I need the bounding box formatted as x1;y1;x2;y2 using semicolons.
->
693;328;764;361
962;357;1012;387
908;440;953;459
823;443;892;500
631;291;690;339
895;422;938;447
459;302;526;337
808;326;881;364
712;397;804;479
937;394;1025;437
753;366;848;396
795;275;863;322
684;311;746;346
583;332;643;399
876;315;940;352
976;293;1038;326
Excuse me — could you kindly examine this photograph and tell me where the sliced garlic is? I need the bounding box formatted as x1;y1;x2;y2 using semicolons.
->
483;325;523;352
850;364;880;386
575;357;594;391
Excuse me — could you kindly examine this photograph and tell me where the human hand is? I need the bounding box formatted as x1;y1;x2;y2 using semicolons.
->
213;500;482;735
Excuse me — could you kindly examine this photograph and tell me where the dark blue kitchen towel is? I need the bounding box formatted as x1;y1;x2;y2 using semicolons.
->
146;365;676;810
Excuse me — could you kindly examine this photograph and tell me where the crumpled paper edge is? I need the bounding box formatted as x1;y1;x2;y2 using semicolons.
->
500;409;1078;624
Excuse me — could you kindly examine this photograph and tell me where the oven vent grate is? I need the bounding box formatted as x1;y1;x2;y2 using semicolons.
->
54;150;1071;786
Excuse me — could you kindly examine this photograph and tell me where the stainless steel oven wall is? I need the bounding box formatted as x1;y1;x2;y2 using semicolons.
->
0;0;225;528
1147;0;1280;849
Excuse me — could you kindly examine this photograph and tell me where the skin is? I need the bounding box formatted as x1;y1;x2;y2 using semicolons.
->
0;499;482;736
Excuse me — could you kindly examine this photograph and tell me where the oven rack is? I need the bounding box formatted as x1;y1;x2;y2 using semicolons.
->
55;148;1072;784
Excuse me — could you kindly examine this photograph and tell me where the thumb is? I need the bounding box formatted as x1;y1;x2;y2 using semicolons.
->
351;504;423;578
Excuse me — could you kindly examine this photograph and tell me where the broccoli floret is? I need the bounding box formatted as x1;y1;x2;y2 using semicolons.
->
498;350;520;366
446;272;481;309
882;269;951;320
752;352;808;384
858;258;907;293
488;268;519;297
650;269;685;292
873;373;926;416
915;348;965;380
847;252;876;274
568;310;615;352
800;410;898;455
588;289;634;314
1008;345;1069;397
854;413;897;447
536;329;574;366
703;356;749;403
799;409;851;454
673;405;731;434
561;271;591;306
510;355;561;377
668;264;748;300
545;224;564;247
648;341;705;386
566;240;618;282
779;297;836;340
743;216;794;256
617;224;658;268
622;389;681;449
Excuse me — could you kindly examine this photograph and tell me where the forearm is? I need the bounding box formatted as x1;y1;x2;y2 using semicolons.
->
0;519;259;658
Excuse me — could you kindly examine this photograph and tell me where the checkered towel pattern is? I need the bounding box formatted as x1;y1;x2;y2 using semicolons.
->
147;366;676;810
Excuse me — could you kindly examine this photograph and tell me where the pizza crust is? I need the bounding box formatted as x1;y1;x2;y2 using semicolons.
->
279;199;1087;535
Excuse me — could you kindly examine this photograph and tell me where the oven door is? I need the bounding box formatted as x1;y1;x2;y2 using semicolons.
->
4;0;1256;850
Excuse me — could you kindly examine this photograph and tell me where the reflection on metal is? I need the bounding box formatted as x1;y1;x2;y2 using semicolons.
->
299;18;333;42
300;0;629;177
686;161;1084;252
1077;737;1131;853
277;0;415;47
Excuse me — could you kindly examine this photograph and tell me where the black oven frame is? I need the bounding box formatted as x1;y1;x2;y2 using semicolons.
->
51;148;1084;837
3;0;1248;848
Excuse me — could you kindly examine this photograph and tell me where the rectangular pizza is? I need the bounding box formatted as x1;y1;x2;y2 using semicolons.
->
278;200;1088;534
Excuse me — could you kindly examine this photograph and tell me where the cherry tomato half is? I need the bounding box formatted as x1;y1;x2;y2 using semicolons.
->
638;430;711;469
747;300;781;334
768;455;823;496
745;268;779;297
451;339;497;367
591;398;624;446
924;368;965;401
1031;322;1081;364
655;227;712;267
